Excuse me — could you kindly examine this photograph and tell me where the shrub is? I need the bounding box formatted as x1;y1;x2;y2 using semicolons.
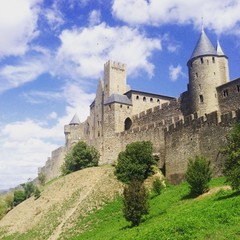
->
4;194;14;210
223;123;240;190
123;180;149;227
13;190;26;206
34;187;41;200
114;141;156;184
185;156;212;196
152;178;163;195
38;172;46;186
61;141;100;175
21;182;35;198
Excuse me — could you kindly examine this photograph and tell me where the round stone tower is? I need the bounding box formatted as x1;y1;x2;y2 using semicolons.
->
187;29;229;116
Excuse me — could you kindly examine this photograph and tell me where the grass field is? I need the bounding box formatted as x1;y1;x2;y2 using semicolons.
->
70;178;240;240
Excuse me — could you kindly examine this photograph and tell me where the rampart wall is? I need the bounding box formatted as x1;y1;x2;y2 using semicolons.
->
165;110;240;184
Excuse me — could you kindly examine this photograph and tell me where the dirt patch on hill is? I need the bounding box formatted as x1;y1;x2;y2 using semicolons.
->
0;166;123;239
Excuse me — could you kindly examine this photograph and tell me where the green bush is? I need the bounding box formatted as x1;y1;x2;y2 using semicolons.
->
34;187;41;200
114;141;156;184
21;182;35;198
61;141;100;175
123;180;149;227
152;178;163;195
185;156;212;196
13;190;26;206
38;172;46;186
223;123;240;190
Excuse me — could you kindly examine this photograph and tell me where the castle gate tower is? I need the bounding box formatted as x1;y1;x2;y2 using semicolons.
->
187;29;229;116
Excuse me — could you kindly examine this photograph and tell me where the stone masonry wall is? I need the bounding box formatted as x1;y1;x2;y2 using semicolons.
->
165;110;240;184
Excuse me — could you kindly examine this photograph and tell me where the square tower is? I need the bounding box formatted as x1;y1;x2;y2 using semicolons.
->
103;60;126;100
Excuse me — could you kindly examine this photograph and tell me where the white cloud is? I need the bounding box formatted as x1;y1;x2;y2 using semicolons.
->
112;0;240;34
48;112;58;119
0;0;41;58
0;58;48;93
43;7;64;30
88;10;101;26
169;64;184;81
56;23;161;79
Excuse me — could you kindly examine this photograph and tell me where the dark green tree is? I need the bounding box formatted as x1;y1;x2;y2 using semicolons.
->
123;180;149;227
34;187;41;200
61;141;99;175
21;182;35;198
185;156;212;196
223;123;240;190
13;190;26;206
152;177;163;196
114;141;156;184
38;172;46;186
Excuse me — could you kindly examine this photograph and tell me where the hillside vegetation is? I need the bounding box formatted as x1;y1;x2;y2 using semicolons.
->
0;166;122;240
0;168;240;240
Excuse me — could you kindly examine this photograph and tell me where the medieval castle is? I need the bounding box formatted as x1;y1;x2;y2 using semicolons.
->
39;29;240;184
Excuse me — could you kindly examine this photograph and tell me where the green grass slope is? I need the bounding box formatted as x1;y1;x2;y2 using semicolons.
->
70;178;240;240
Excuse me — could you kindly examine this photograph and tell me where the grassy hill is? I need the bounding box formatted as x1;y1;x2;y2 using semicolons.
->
0;167;240;240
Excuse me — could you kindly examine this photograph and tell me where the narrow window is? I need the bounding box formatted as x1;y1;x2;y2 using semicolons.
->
207;60;209;65
143;96;146;102
150;98;153;102
223;89;228;97
200;58;204;64
212;57;215;63
199;84;201;89
195;72;198;78
214;72;216;75
120;104;122;108
136;95;139;100
237;85;240;92
199;95;204;103
157;99;160;103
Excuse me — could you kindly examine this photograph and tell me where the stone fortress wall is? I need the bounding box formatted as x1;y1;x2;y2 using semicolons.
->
39;30;240;184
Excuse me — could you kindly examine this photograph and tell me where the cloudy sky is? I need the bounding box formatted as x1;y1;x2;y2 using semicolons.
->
1;0;240;190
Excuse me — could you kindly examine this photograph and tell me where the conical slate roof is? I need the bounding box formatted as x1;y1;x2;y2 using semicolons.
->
216;40;225;56
69;113;80;125
190;29;217;60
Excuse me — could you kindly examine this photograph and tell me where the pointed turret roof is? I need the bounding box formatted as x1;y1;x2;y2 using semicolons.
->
216;40;225;56
190;29;217;60
69;113;80;125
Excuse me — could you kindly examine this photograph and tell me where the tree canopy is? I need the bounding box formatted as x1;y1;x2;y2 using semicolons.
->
114;141;156;184
223;123;240;190
61;141;99;175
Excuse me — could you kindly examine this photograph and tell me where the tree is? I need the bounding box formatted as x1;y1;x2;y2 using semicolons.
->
38;172;46;186
152;177;163;196
21;182;35;198
123;180;149;227
13;190;26;206
34;187;41;200
4;194;14;210
61;141;100;175
223;123;240;190
114;141;156;184
185;156;212;196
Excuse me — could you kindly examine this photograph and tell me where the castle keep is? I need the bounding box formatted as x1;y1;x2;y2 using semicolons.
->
39;30;240;184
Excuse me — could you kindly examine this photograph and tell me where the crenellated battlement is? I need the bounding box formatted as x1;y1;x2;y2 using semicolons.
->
165;109;240;134
104;60;126;71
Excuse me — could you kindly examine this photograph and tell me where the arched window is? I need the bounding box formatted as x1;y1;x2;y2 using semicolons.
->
124;117;132;131
143;96;146;102
136;95;139;100
150;98;153;102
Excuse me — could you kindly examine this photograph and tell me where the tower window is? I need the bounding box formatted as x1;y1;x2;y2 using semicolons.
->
120;105;122;108
157;99;160;103
199;95;204;103
195;72;198;78
207;60;209;65
223;89;228;97
237;85;240;92
143;96;146;102
150;98;153;102
212;57;215;63
200;58;204;64
136;95;139;100
214;72;216;75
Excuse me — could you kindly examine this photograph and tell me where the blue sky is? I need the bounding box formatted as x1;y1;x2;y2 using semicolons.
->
1;0;240;190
